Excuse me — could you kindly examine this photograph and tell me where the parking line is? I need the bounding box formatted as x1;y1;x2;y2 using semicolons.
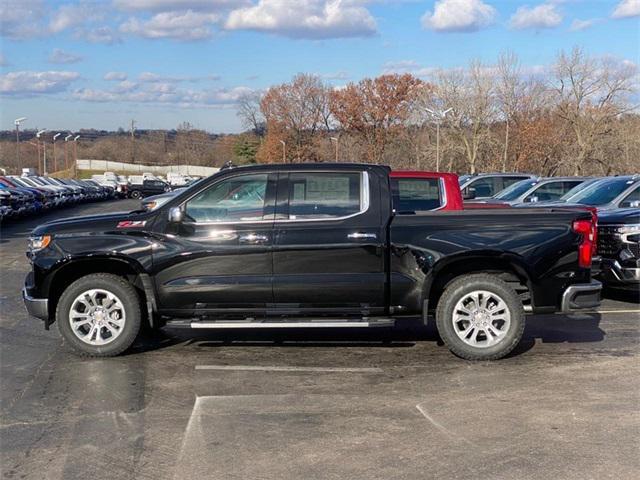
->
195;365;383;373
592;309;640;314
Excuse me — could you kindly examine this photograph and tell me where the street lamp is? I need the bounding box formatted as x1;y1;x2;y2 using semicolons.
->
14;117;27;165
279;140;286;163
36;129;47;174
425;107;452;172
64;134;72;170
52;133;61;173
73;135;80;173
330;136;339;161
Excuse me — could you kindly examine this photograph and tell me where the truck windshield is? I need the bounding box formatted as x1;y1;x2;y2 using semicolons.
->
568;178;634;205
494;180;537;201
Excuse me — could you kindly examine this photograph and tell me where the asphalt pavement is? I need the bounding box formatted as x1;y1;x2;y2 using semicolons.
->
1;200;639;480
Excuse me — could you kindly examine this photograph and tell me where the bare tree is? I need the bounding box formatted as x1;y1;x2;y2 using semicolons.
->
552;47;637;174
237;91;265;135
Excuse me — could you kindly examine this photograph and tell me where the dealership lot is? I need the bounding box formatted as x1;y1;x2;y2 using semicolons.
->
1;200;639;480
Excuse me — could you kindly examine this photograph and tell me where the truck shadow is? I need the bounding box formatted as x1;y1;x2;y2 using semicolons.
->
132;313;605;358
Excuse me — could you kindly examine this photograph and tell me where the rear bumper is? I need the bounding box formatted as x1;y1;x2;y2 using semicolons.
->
22;287;48;321
561;280;602;312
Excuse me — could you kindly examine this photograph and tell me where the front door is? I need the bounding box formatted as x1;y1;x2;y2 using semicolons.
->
272;170;386;316
152;172;276;317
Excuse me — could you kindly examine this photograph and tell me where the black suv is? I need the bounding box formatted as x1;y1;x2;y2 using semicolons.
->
596;208;640;292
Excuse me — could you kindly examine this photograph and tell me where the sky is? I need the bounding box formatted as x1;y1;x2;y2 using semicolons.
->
1;0;639;133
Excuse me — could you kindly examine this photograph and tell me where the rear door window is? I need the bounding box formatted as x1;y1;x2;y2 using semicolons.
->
287;172;363;220
392;178;442;213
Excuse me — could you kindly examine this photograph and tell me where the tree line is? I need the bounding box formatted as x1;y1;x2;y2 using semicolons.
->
239;47;638;176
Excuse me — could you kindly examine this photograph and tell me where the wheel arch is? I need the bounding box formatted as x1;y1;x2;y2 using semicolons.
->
45;255;156;328
424;253;533;314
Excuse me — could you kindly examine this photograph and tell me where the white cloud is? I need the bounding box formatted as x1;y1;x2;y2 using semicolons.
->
225;0;377;39
72;83;253;107
382;60;439;77
138;72;220;82
421;0;497;33
510;3;563;30
0;71;80;95
113;0;247;12
48;48;84;64
120;10;219;40
569;18;596;31
612;0;640;18
0;0;46;39
49;3;102;33
104;72;128;81
75;26;121;44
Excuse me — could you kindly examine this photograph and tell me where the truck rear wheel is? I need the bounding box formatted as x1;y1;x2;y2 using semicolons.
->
56;273;142;357
436;274;525;360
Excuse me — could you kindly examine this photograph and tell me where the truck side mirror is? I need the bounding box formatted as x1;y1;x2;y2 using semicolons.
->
620;200;640;208
168;206;183;223
463;187;476;200
527;196;539;203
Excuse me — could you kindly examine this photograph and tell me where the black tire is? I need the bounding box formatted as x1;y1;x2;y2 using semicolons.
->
56;273;142;357
130;190;142;199
435;273;525;361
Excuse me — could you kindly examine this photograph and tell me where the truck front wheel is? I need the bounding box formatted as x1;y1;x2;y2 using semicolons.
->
436;274;525;360
56;273;142;357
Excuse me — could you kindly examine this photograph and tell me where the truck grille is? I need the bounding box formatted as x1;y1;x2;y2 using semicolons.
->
597;226;621;256
598;226;640;258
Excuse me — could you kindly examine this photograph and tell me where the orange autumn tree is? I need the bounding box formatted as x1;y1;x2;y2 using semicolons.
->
330;74;425;164
257;74;332;163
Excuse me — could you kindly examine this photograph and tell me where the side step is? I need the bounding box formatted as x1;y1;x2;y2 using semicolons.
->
188;318;396;329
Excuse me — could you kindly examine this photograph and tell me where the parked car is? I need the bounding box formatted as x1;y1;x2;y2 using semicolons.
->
471;177;591;206
24;163;600;360
595;208;640;292
129;179;171;199
560;175;640;210
459;173;536;200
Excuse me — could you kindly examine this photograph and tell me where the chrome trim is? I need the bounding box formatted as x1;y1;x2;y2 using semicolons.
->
275;171;370;224
191;319;395;329
183;171;370;226
347;232;377;240
561;280;602;312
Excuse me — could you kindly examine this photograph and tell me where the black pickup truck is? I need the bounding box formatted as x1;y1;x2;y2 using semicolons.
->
23;163;601;360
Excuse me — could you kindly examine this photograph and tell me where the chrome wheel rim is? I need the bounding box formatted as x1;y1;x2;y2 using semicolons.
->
68;289;126;346
452;290;511;349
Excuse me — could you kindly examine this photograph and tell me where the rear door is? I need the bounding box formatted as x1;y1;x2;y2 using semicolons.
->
272;169;387;316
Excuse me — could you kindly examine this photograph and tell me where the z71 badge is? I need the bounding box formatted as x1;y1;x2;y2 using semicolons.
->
117;220;147;228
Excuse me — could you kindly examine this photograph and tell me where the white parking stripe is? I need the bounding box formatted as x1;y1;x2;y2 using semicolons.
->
592;309;640;314
195;365;383;373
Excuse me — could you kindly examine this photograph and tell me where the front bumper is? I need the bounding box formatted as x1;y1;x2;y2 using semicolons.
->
22;287;48;322
561;280;602;312
598;258;640;287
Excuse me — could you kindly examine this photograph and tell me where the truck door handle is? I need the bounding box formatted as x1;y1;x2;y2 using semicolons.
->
347;232;377;240
239;233;269;244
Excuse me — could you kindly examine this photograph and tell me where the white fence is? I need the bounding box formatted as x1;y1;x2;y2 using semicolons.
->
76;159;219;177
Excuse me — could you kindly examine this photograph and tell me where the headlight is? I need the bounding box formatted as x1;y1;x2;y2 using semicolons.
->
616;225;640;235
28;235;52;252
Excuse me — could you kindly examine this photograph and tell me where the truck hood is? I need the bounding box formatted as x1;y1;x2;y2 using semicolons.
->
32;210;150;236
598;208;640;225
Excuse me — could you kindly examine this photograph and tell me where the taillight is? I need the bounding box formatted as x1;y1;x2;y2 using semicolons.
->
573;219;595;268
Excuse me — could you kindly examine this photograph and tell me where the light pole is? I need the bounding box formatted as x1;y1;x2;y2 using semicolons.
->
425;108;452;172
64;134;72;170
52;133;61;173
36;129;47;174
73;135;80;174
14;117;27;166
279;140;286;163
330;136;339;161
